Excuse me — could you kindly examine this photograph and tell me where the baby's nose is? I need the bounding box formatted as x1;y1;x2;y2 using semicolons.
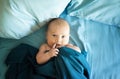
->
56;37;62;43
56;40;61;45
56;43;61;46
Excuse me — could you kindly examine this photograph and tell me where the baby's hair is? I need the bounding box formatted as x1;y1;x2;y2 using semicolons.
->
47;18;69;27
47;18;59;25
47;18;69;32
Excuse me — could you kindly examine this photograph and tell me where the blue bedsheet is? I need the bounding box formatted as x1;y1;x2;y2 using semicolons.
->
5;44;90;79
61;14;120;79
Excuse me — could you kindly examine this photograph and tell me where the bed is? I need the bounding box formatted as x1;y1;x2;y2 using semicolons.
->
0;0;120;79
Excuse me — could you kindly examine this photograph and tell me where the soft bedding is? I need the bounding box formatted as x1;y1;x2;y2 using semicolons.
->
0;0;70;39
0;0;120;79
5;44;90;79
67;0;120;27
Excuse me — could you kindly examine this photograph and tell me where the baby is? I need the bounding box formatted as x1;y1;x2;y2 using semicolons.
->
6;18;90;79
36;18;81;64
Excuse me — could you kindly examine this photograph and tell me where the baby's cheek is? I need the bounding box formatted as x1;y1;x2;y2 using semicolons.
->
48;40;55;47
62;40;69;45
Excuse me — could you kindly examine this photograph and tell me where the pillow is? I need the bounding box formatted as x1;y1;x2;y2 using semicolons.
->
67;0;120;27
0;0;70;39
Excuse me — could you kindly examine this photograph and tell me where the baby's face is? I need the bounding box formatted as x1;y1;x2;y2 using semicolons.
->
46;22;70;48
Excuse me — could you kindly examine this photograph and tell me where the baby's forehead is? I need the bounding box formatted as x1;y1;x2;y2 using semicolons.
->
48;27;70;36
48;18;70;28
48;24;70;33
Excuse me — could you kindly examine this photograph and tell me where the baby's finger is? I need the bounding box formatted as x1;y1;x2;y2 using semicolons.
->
55;52;58;55
54;52;58;57
52;43;56;48
54;54;57;57
55;49;59;52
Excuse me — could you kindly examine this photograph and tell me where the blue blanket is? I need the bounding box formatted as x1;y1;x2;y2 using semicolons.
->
5;44;90;79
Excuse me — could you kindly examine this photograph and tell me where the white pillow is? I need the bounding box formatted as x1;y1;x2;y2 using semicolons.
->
0;0;70;39
67;0;120;27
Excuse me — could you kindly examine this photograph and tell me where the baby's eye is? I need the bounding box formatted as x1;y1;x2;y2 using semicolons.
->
62;35;65;38
52;34;56;37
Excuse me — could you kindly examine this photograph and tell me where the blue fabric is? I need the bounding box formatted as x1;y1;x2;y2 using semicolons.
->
60;12;120;79
1;4;120;79
55;47;90;79
67;0;120;27
5;43;90;79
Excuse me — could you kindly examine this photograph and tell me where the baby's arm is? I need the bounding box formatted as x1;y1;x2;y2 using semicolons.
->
65;44;81;53
36;44;59;64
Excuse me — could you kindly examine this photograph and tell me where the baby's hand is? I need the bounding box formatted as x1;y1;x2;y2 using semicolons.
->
48;44;59;58
66;44;81;53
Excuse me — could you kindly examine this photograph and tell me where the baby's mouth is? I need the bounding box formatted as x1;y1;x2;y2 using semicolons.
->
56;44;62;48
